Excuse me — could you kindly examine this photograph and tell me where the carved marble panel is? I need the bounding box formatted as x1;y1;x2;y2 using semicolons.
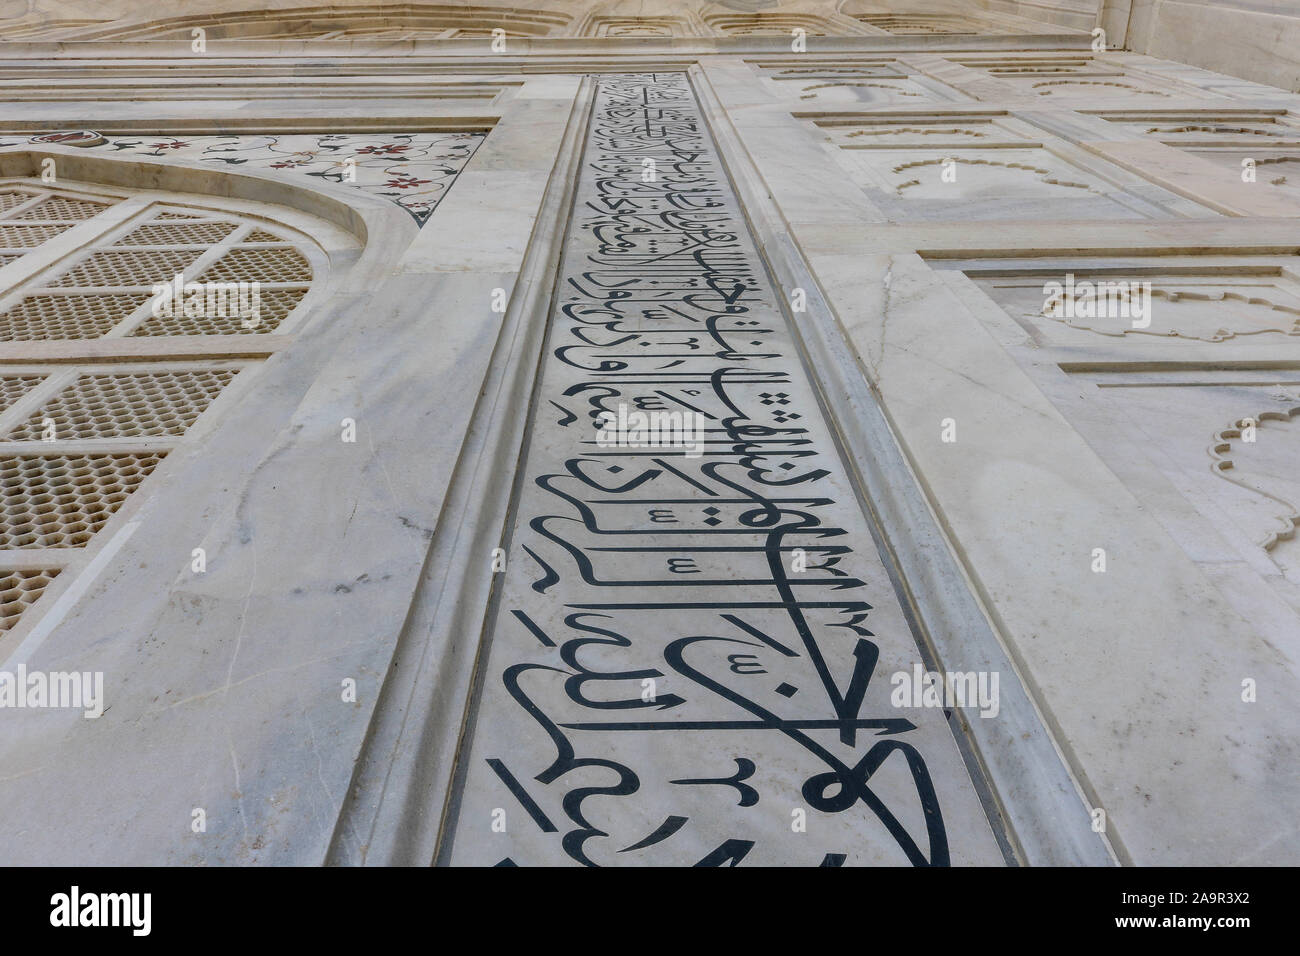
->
952;56;1098;76
765;73;953;105
1187;149;1300;196
1085;377;1300;601
973;270;1300;344
1089;111;1300;148
1211;395;1300;567
705;13;846;37
802;113;1036;150
952;253;1300;662
586;17;688;38
854;14;995;35
835;147;1158;221
750;59;908;82
990;73;1186;101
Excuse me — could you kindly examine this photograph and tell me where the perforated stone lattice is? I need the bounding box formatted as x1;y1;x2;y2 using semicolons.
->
9;369;238;440
115;221;238;246
130;286;304;336
0;192;318;634
199;247;312;284
0;568;59;632
0;374;44;412
0;223;70;248
9;196;110;221
0;293;150;340
0;453;165;548
0;195;314;340
0;190;37;215
48;248;205;288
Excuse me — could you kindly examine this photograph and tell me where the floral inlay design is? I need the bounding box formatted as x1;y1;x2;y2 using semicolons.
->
1;131;486;227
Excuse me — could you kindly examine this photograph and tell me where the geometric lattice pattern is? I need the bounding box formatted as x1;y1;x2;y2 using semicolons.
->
199;247;312;284
0;199;316;346
0;293;150;340
0;453;165;548
0;568;59;632
0;190;37;215
8;369;238;440
0;184;319;636
130;287;304;336
48;248;205;288
0;374;45;413
9;195;110;221
0;224;70;248
116;221;239;246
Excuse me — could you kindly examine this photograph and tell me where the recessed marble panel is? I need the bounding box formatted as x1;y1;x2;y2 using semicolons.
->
1091;111;1300;148
837;147;1152;221
1092;379;1300;588
1188;149;1300;195
768;76;952;106
973;270;1300;344
953;56;1098;76
854;14;992;35
804;113;1035;150
998;75;1180;100
750;59;908;82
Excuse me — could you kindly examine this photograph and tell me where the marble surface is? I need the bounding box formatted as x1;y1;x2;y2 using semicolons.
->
441;73;1002;866
0;72;574;864
0;5;1296;867
699;51;1300;864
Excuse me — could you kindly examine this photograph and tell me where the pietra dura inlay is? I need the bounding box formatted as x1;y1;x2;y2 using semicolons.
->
0;132;486;226
444;74;1002;866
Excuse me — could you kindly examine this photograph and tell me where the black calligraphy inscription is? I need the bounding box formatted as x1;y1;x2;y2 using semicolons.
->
447;74;1002;866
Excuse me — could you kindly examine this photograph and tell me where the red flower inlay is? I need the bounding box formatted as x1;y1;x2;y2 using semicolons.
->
384;175;432;189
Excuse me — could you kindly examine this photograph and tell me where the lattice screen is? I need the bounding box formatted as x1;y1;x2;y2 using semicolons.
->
0;181;321;636
0;569;59;631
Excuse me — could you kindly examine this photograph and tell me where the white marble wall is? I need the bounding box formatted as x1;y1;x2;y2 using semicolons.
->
0;4;1294;867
